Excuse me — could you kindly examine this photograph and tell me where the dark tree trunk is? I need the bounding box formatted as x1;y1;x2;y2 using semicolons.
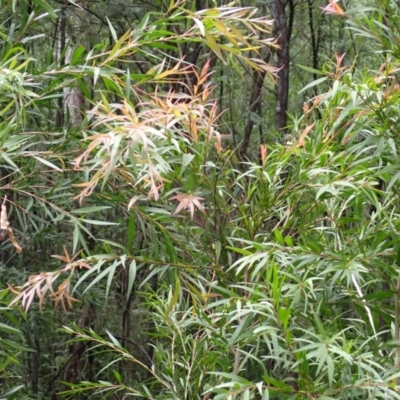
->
307;0;322;81
269;0;294;134
55;9;66;128
240;49;272;160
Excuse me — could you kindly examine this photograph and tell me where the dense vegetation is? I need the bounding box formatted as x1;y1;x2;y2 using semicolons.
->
1;0;400;399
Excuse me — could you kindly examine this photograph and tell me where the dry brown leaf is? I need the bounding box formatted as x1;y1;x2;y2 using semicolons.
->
0;197;22;253
295;123;315;148
260;144;267;165
171;193;205;220
321;0;345;15
8;229;22;253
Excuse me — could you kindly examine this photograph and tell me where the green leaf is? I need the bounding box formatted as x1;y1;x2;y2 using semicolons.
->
296;64;325;75
165;277;180;317
193;17;205;36
263;374;292;391
232;317;253;346
273;229;284;245
71;206;112;214
106;330;122;348
82;259;121;297
126;260;136;301
126;214;136;252
204;30;225;62
31;155;63;172
226;246;253;256
262;389;269;400
113;370;122;384
81;219;119;226
299;77;328;94
33;0;57;19
106;260;118;300
0;322;21;335
106;17;118;43
0;385;25;398
70;45;86;65
278;307;290;331
72;224;79;254
317;397;337;400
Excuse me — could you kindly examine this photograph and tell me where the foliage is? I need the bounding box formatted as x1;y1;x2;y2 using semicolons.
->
2;0;400;399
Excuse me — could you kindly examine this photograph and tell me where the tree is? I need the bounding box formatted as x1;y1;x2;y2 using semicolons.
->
3;0;400;399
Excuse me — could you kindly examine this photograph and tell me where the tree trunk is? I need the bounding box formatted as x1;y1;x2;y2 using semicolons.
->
269;0;294;134
64;7;84;127
240;49;272;160
56;5;85;128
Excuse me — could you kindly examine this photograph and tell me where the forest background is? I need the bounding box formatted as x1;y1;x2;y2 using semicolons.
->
1;0;400;399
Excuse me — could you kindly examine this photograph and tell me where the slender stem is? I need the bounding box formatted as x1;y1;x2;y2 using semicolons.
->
233;346;240;375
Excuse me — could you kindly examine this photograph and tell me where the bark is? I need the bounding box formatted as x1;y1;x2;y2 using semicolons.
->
55;10;66;128
63;303;96;385
240;49;272;160
307;0;320;81
269;0;294;134
31;337;40;394
26;334;40;394
55;5;85;128
63;8;85;127
63;47;84;127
